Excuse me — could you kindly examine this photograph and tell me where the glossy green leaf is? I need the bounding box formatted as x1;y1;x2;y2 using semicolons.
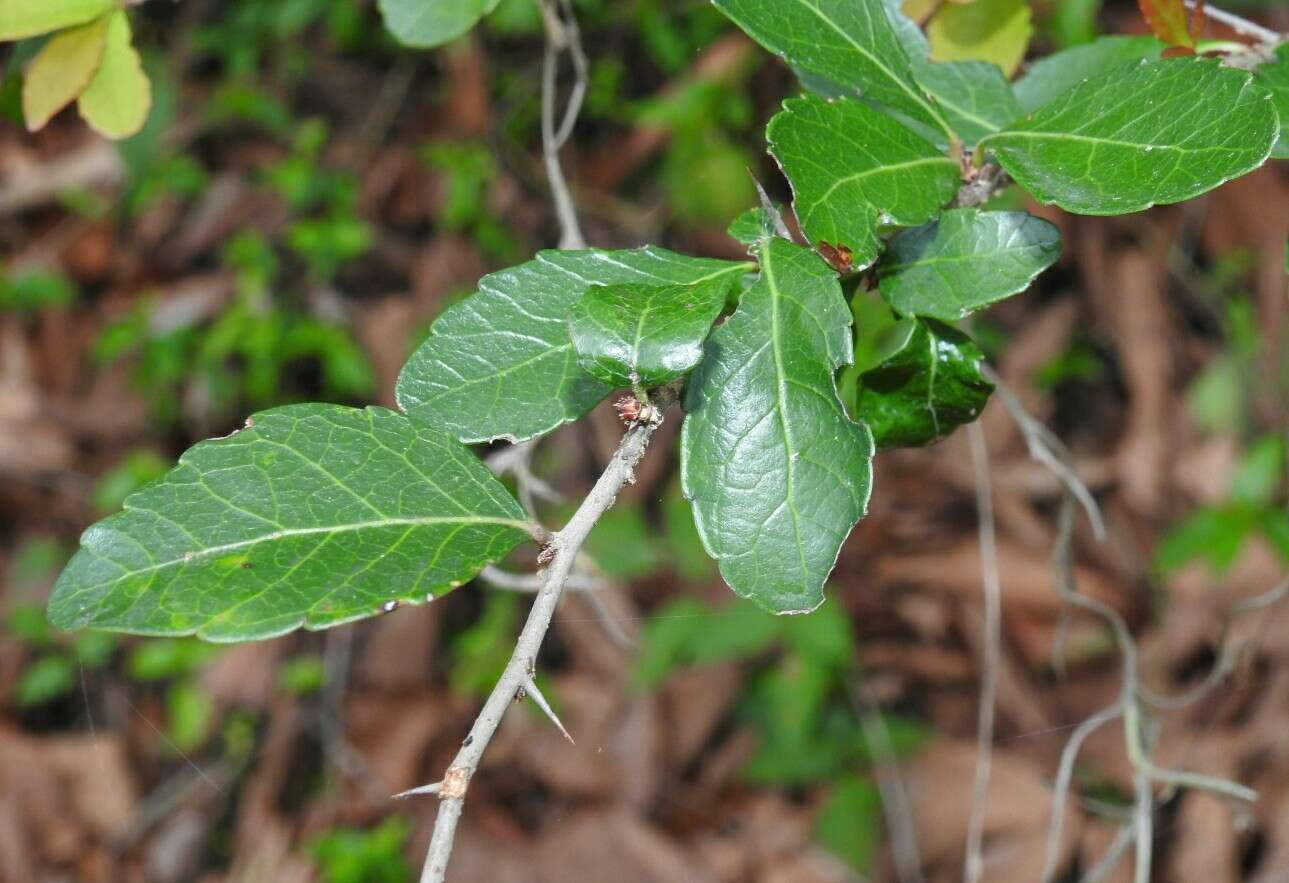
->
48;404;533;642
76;10;151;139
767;94;959;270
0;0;114;40
714;0;953;138
681;237;873;614
912;60;1022;144
568;279;732;389
854;317;994;448
927;0;1033;77
21;13;109;131
1255;44;1289;160
878;208;1061;320
983;58;1278;215
397;247;751;444
728;206;777;247
1012;35;1166;112
376;0;501;48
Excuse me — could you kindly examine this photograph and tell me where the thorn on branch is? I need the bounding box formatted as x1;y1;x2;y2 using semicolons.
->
522;676;575;744
392;781;443;800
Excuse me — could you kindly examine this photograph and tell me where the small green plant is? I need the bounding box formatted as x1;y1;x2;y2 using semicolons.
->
310;816;412;883
635;596;926;872
11;0;1286;878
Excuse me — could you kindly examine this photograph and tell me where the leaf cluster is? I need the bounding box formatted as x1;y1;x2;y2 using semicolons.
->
43;0;1286;639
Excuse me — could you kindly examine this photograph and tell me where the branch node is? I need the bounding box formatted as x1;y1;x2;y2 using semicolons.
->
441;766;471;800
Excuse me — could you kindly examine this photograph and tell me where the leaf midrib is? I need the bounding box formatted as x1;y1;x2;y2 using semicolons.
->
786;0;952;139
805;156;958;223
982;128;1253;154
83;514;534;586
761;246;811;587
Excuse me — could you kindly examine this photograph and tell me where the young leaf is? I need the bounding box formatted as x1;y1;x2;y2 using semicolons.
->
567;278;733;389
728;206;778;247
1255;45;1289;160
713;0;953;139
912;60;1023;144
681;237;873;614
377;0;501;48
1136;0;1195;50
927;0;1033;77
853;317;994;448
21;13;109;131
0;0;114;40
1012;35;1165;112
981;59;1278;216
48;404;533;642
76;10;151;139
877;208;1061;320
396;247;752;444
767;94;959;271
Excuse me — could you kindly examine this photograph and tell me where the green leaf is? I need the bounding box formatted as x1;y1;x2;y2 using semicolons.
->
714;0;953;139
76;10;151;139
1231;435;1286;507
15;654;75;705
767;94;959;271
1255;45;1289;160
48;404;532;642
568;279;731;389
853;317;994;448
728;206;778;247
681;237;873;614
816;776;882;872
1156;503;1256;575
927;0;1033;77
397;247;751;444
912;59;1023;144
376;0;501;48
982;58;1278;216
1012;35;1166;112
0;0;114;40
21;12;109;131
878;208;1061;320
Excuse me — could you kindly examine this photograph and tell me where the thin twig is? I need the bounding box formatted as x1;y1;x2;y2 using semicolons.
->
963;421;1001;883
980;364;1105;540
849;672;926;883
538;0;588;249
486;439;562;514
1041;703;1124;883
1079;823;1136;883
1186;0;1283;45
416;403;670;883
478;564;602;593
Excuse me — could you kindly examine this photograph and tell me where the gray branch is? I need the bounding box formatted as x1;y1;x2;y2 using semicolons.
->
416;406;667;883
539;0;589;249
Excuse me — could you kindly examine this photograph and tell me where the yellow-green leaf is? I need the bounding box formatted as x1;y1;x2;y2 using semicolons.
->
21;14;110;131
928;0;1032;77
76;9;150;139
0;0;116;40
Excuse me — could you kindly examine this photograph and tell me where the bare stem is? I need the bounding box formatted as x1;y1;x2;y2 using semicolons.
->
1186;0;1283;45
538;0;589;249
963;421;1001;883
416;408;667;883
